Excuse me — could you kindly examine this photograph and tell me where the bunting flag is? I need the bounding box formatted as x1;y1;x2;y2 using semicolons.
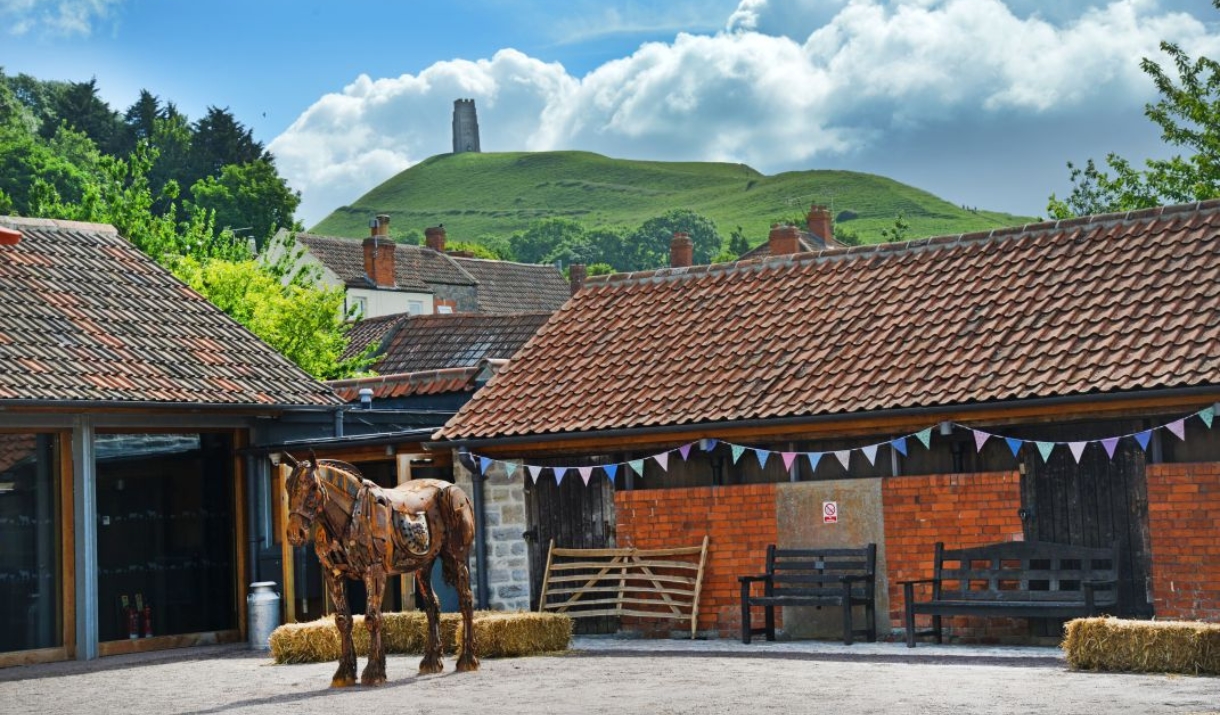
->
604;464;619;484
505;461;520;480
731;444;746;464
862;444;879;466
1101;437;1119;459
781;452;798;471
1166;419;1186;441
755;449;771;469
1068;441;1088;463
1135;431;1153;451
578;466;594;485
679;443;693;460
653;452;669;471
1036;441;1055;462
703;438;719;451
554;467;568;485
1005;437;1023;458
527;465;543;483
834;450;852;470
1200;407;1215;429
628;459;645;477
973;430;990;453
806;452;823;471
479;456;493;474
892;437;908;457
915;428;933;449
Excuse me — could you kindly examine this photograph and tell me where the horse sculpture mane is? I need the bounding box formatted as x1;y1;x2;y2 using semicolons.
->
282;452;478;686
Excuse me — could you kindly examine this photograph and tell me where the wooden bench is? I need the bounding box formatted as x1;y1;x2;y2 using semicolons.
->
902;540;1120;647
739;544;877;645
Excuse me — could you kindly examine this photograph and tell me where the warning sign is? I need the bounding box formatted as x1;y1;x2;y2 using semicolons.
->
823;501;838;524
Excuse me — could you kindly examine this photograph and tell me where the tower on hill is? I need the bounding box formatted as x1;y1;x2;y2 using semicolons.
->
452;99;481;154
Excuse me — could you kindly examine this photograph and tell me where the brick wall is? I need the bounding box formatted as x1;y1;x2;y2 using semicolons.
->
615;484;777;637
881;471;1024;641
1147;463;1220;621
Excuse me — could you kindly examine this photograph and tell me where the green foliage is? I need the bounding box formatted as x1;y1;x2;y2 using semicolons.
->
1048;1;1220;218
189;159;301;249
834;225;862;246
510;217;586;264
446;240;499;259
0;124;94;212
879;212;911;243
394;227;424;245
728;226;750;256
586;263;614;277
628;209;721;269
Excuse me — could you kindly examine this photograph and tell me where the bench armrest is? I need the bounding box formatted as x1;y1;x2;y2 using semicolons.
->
897;578;937;586
738;574;771;585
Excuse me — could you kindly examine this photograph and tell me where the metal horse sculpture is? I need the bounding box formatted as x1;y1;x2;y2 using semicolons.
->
282;452;478;686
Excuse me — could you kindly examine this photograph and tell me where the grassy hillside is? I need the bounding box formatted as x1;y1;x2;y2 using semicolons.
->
311;151;1035;247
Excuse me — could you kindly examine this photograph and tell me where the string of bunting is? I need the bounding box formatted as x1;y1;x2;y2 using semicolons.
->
473;405;1218;487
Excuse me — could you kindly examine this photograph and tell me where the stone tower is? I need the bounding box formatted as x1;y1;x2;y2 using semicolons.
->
452;99;481;154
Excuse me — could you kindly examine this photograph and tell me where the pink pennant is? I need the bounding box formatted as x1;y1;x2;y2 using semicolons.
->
578;466;594;485
973;430;990;453
653;452;670;471
1101;437;1119;459
1166;419;1186;441
1068;441;1088;463
781;452;797;471
679;443;692;460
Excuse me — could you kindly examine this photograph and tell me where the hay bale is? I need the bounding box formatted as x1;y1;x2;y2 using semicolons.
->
270;610;572;664
1063;617;1220;675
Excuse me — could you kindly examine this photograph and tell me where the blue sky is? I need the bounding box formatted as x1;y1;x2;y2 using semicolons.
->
3;1;1219;228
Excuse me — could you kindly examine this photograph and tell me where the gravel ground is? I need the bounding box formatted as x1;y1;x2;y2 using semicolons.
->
1;637;1217;715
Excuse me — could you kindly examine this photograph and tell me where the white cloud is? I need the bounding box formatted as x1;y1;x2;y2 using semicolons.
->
1;0;123;36
276;0;1220;225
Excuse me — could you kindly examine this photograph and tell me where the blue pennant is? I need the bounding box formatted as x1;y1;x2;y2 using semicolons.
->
604;464;619;483
1134;430;1152;451
1005;437;1024;458
479;456;493;474
891;437;908;457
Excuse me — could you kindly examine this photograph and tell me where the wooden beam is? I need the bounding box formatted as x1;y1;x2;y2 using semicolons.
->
98;629;241;657
278;464;296;623
232;429;249;643
60;430;76;659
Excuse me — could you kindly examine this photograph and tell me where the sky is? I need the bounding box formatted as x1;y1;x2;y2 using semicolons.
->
3;0;1219;228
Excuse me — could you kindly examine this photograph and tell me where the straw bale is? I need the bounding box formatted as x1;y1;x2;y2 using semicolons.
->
1063;617;1220;675
458;611;574;658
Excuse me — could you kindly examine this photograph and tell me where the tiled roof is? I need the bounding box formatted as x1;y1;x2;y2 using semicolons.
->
739;231;837;260
375;312;551;374
450;257;571;314
0;217;339;408
328;360;507;401
341;312;411;362
438;200;1220;440
296;234;471;291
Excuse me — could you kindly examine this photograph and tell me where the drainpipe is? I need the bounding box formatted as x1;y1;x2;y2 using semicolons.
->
458;449;489;609
333;407;345;438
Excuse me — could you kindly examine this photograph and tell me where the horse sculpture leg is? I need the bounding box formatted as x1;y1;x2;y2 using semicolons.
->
416;564;444;674
360;567;388;686
325;571;357;688
445;551;480;672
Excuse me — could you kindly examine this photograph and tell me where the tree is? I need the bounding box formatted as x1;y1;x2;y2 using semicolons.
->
188;106;265;185
117;89;162;156
879;212;911;243
627;209;722;270
1048;1;1220;218
189;159;301;249
42;78;122;155
509;217;586;264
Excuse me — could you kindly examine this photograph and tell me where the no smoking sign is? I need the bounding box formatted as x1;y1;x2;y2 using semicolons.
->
823;501;838;524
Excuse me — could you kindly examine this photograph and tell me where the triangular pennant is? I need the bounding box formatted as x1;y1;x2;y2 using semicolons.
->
578;466;594;485
1101;437;1119;459
805;452;822;471
1135;431;1152;451
731;444;746;464
755;449;771;469
1199;407;1215;429
1166;419;1186;441
703;439;719;451
891;437;908;457
1068;441;1088;463
861;444;879;466
973;430;990;453
505;461;520;480
781;452;797;471
527;465;543;483
1036;441;1055;462
915;428;932;449
834;450;852;470
604;464;619;484
554;467;568;485
1005;437;1023;458
479;456;493;474
679;443;692;460
628;459;645;477
653;452;670;471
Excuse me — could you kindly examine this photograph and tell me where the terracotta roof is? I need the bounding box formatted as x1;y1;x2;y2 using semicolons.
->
0;217;339;408
341;312;411;362
296;234;470;291
375;312;551;374
739;231;838;260
328;360;507;401
450;257;571;314
438;200;1220;441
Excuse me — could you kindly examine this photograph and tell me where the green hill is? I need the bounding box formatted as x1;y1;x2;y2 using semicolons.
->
311;151;1035;247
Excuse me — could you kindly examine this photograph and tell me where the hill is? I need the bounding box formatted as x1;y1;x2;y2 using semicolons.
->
310;151;1035;246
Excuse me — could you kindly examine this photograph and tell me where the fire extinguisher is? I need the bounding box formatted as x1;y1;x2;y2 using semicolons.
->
126;597;139;640
142;601;153;638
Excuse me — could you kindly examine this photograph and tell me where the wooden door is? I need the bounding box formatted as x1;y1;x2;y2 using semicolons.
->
1020;435;1152;618
523;471;616;633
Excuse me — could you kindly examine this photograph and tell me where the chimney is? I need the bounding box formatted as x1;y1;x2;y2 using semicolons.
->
806;204;833;243
768;224;801;256
670;231;693;268
425;225;447;253
0;226;20;246
363;214;396;287
569;263;587;296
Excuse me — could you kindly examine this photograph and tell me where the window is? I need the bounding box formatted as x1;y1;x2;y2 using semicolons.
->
0;433;62;652
408;301;424;315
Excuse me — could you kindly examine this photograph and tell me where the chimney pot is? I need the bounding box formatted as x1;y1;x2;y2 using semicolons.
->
370;214;390;237
425;225;446;253
670;231;693;268
768;224;801;256
569;263;587;296
806;204;833;245
0;226;21;246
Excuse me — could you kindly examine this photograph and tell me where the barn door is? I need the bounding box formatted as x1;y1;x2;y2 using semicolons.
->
1020;436;1153;619
523;471;616;633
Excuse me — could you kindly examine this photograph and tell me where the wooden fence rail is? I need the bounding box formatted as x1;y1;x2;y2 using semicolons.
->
537;536;710;639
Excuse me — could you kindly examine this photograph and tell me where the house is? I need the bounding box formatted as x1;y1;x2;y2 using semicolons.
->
288;216;572;319
431;200;1220;640
0;216;340;665
737;204;843;259
342;311;553;373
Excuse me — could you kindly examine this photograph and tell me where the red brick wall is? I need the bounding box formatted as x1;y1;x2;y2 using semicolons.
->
615;484;777;637
881;471;1025;640
1147;463;1220;621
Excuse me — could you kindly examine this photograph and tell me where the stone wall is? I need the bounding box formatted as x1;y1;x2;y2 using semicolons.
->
453;456;531;611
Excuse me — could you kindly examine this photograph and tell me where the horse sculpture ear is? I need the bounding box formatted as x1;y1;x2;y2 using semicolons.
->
281;452;299;468
309;449;319;466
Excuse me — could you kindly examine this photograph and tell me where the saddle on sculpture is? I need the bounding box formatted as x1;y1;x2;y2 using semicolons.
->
349;480;433;568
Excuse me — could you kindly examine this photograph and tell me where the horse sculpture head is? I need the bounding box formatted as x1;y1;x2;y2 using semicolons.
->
283;452;327;547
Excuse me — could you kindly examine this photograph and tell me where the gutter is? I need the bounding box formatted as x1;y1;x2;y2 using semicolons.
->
0;399;340;413
428;385;1220;451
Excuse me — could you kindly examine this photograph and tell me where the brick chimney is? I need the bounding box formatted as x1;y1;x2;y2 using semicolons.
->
425;225;446;253
670;231;693;268
0;226;20;246
569;263;587;296
363;214;395;287
768;224;801;256
806;204;833;243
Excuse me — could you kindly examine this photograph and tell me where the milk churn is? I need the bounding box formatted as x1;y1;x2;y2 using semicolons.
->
247;582;281;650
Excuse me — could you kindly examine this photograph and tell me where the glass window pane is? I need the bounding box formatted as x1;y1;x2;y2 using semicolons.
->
0;433;62;652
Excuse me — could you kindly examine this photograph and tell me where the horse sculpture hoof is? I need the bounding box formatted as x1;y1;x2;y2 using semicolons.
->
418;658;445;675
456;655;480;673
330;676;356;688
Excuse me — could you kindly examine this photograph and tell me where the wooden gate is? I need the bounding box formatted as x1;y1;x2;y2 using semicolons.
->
1020;431;1153;619
523;470;616;633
